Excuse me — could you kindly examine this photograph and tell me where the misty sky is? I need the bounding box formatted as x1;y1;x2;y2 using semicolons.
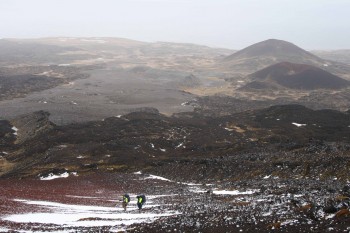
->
0;0;349;50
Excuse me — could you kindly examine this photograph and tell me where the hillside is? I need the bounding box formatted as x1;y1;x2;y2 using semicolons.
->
220;39;350;77
1;105;350;232
241;62;350;90
1;105;350;178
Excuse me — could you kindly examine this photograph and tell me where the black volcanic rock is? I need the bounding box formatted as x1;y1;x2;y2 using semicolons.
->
242;62;349;90
2;105;350;178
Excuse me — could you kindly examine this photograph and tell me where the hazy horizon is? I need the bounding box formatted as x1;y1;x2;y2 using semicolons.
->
1;0;349;50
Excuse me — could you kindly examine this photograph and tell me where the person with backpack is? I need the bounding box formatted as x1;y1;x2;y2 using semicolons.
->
136;194;146;211
122;194;130;211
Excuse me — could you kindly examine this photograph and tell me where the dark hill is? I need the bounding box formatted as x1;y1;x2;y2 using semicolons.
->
242;62;349;90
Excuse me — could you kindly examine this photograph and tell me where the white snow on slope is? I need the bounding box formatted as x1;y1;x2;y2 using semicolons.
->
40;172;77;180
292;122;306;127
0;228;65;233
213;190;258;195
180;182;203;186
12;126;18;135
4;199;179;229
66;195;102;199
137;173;256;196
144;174;171;182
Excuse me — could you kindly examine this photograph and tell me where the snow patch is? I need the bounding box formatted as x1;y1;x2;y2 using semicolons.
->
325;214;335;219
6;199;178;230
175;142;184;148
160;148;166;152
180;182;202;186
213;189;258;195
0;227;10;232
292;122;306;127
146;194;178;200
188;187;207;193
58;64;71;67
66;195;102;199
281;219;299;226
145;174;171;182
133;171;142;175
12;126;18;135
39;172;76;180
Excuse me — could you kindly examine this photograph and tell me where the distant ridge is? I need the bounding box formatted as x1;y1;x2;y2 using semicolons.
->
241;62;350;90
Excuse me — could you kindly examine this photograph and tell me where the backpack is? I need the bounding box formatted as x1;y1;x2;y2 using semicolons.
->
124;194;130;203
140;194;146;203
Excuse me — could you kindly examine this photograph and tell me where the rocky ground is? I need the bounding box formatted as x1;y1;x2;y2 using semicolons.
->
0;170;350;232
1;104;350;232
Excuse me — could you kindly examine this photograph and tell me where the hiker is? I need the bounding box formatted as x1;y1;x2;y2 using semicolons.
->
122;194;130;211
136;194;146;211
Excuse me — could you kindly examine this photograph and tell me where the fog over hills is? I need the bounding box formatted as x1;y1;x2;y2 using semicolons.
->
312;49;350;65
